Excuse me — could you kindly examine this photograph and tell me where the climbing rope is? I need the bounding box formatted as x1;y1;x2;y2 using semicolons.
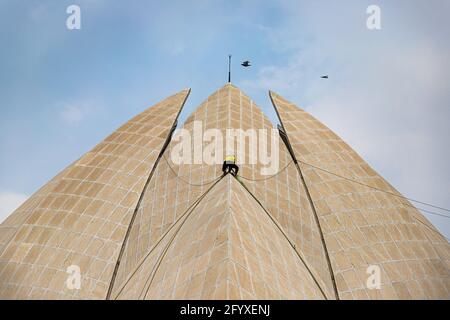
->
298;159;450;215
238;160;294;182
162;154;222;187
139;175;225;299
236;176;330;300
113;175;225;299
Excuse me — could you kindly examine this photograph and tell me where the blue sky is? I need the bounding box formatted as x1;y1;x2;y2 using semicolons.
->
0;0;449;237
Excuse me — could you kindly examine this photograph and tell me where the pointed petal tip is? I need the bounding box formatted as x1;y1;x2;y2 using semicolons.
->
268;90;280;104
268;90;280;99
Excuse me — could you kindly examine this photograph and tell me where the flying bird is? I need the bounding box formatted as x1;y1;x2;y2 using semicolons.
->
241;61;251;67
321;75;329;79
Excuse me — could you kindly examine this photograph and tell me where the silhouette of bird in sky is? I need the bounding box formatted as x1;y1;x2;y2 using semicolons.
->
321;75;329;79
241;61;251;67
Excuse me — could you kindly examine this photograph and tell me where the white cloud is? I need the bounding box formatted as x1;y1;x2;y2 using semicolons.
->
168;42;186;56
59;101;105;126
0;192;28;224
244;0;450;237
60;104;89;125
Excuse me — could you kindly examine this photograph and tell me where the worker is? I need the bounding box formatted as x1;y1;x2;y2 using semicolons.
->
222;155;239;176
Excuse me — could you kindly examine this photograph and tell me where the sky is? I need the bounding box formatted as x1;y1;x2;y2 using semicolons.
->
0;0;449;238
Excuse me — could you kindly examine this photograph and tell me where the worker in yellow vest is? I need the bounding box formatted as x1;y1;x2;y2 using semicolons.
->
222;155;239;176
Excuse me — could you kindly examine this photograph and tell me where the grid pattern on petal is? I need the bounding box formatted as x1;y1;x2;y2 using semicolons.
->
271;91;450;299
112;84;334;299
116;176;324;300
0;90;189;299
